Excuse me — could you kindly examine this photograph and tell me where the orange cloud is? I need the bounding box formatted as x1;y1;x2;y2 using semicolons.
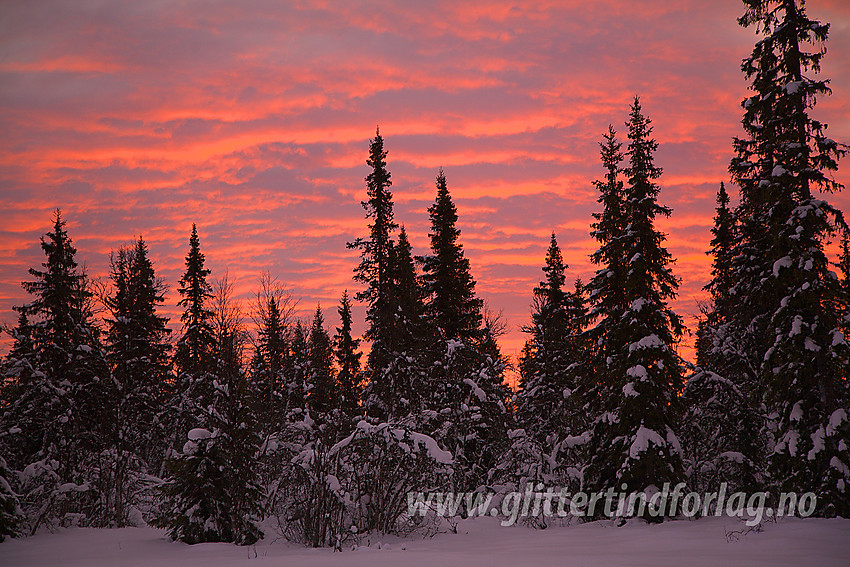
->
1;0;848;367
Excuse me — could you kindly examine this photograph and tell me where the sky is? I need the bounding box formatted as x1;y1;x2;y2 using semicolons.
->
1;0;849;375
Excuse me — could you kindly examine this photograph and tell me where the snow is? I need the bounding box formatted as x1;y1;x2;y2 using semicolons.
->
665;427;682;456
329;421;453;464
830;457;849;478
325;474;341;492
808;427;826;461
622;382;639;397
188;428;213;441
561;433;589;449
786;431;800;457
628;334;663;352
57;482;89;493
507;429;526;440
718;451;745;464
789;316;803;337
773;256;792;277
2;516;849;567
629;426;666;459
446;339;464;356
626;365;647;379
772;164;788;177
826;409;847;437
409;432;454;464
783;81;802;94
463;378;487;402
789;401;803;422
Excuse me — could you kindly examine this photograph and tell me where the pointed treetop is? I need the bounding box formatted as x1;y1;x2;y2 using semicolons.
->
422;170;482;341
625;96;663;186
543;233;566;288
536;233;566;305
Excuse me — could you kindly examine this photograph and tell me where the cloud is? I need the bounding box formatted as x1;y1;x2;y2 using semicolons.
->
1;0;848;368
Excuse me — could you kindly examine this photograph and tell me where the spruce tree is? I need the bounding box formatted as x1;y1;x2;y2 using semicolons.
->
421;169;483;343
583;126;627;459
726;0;849;515
377;227;427;418
704;183;737;324
415;170;509;492
684;183;763;494
171;225;216;446
516;235;588;445
175;225;215;379
334;290;362;419
347;127;398;396
695;183;738;368
681;367;764;494
104;237;172;524
0;211;113;530
587;126;628;324
285;322;310;419
420;170;485;414
157;281;262;545
393;227;426;351
250;294;288;431
307;306;336;416
584;101;685;515
1;312;35;467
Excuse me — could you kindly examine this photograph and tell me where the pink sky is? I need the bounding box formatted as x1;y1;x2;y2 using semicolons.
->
1;0;848;373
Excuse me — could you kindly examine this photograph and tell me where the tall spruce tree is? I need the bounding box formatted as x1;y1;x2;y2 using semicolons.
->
286;322;310;419
250;294;288;431
348;127;398;393
0;211;113;530
420;169;484;415
307;306;336;416
416;170;509;492
517;235;588;445
172;225;216;444
334;290;362;419
583;126;627;450
695;183;738;368
684;182;763;494
584;101;685;515
421;169;483;343
384;227;428;418
588;126;628;323
727;0;849;515
704;183;737;324
104;237;172;524
1;312;35;465
175;225;215;379
156;279;262;545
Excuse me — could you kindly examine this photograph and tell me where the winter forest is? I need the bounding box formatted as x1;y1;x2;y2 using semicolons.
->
1;0;850;563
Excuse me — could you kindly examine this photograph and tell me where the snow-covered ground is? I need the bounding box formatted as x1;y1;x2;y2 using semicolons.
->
2;516;849;566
